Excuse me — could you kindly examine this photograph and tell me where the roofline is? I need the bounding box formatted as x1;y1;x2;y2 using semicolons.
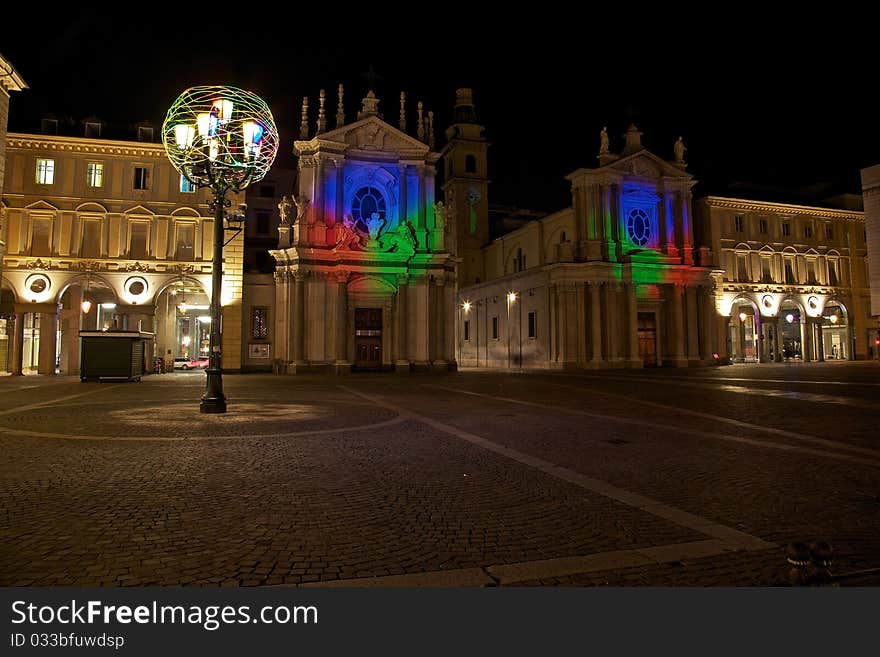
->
699;195;864;220
0;52;28;92
6;132;167;157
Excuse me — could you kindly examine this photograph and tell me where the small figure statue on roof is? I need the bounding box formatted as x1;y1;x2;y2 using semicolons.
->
674;136;686;164
599;126;609;154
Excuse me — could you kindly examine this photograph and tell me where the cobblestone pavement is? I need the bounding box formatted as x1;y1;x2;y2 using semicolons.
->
1;361;878;586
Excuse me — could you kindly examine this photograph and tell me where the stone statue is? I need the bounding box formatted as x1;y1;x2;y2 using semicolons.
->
278;195;293;225
365;212;386;242
334;215;361;250
674;136;686;163
293;194;310;224
599;126;609;154
434;202;445;230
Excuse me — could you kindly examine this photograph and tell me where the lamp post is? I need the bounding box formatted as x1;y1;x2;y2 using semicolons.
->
506;291;517;369
162;86;278;413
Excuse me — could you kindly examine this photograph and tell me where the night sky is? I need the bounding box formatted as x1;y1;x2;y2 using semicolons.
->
2;15;875;213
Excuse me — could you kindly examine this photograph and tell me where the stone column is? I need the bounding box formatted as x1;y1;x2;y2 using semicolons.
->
335;272;350;373
604;283;620;362
664;191;677;258
627;282;641;367
670;284;686;366
699;286;714;360
433;277;447;370
802;317;812;362
590;282;603;365
10;312;24;375
292;272;306;368
680;190;694;265
38;309;58;375
395;274;409;373
776;317;785;362
685;286;699;362
398;164;408;224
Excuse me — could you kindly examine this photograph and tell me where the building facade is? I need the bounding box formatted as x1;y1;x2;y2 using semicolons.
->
269;88;455;373
456;125;719;369
0;129;246;375
695;197;871;362
861;165;880;350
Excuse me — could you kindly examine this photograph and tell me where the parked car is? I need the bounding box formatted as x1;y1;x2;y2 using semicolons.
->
182;357;209;370
172;357;189;370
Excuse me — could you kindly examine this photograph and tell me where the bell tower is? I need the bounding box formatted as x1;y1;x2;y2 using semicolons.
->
441;88;489;286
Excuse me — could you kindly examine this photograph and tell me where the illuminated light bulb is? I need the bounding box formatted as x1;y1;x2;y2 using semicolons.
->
81;299;92;314
738;312;747;322
829;314;838;324
213;99;234;121
507;292;517;303
786;313;795;324
182;336;191;347
174;124;195;149
462;301;471;313
196;113;211;137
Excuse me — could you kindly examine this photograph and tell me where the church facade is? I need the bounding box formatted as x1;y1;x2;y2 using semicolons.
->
456;124;720;369
268;89;457;373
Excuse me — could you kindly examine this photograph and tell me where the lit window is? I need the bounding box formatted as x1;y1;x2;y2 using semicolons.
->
86;162;104;188
31;218;51;256
252;307;269;340
175;223;195;260
180;174;196;193
129;222;148;259
351;186;387;226
133;166;150;190
36;158;55;185
626;208;651;246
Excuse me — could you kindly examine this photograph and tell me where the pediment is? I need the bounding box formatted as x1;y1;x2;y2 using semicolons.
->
603;150;692;180
312;116;430;155
76;202;108;213
123;204;155;216
25;200;59;212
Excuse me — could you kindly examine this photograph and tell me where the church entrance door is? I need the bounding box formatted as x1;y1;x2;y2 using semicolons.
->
354;307;382;369
637;312;657;366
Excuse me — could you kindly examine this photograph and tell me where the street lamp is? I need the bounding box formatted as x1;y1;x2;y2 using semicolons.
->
162;86;278;413
506;291;517;369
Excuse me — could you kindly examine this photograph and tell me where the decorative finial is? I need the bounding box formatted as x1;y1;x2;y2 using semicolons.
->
599;126;609;154
399;91;406;132
622;123;643;154
299;96;309;139
316;89;326;134
674;136;686;164
427;110;435;150
417;101;424;142
336;84;345;128
358;89;380;120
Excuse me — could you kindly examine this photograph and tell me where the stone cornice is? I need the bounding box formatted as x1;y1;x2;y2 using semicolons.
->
701;196;864;221
6;133;166;159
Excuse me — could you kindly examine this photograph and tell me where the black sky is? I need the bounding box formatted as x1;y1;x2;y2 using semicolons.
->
2;14;876;212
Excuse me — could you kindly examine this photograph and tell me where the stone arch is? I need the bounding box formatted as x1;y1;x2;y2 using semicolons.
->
344;166;400;226
75;201;108;213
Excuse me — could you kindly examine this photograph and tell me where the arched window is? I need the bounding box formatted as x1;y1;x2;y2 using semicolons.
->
465;155;477;174
351;186;387;226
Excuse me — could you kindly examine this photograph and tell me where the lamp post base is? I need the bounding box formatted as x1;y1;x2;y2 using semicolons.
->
200;367;227;413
